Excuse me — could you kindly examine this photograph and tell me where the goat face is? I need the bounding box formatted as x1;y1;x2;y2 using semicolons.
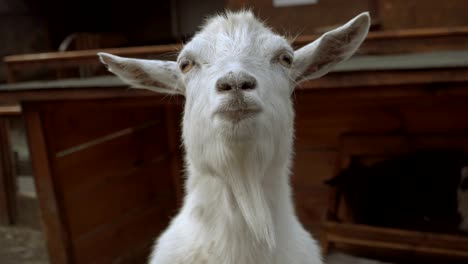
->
98;11;369;144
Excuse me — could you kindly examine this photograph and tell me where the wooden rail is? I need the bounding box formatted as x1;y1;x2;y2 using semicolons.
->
0;104;21;225
325;221;468;258
5;27;468;83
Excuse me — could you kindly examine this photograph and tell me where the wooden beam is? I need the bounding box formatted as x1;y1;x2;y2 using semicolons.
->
24;109;74;263
325;221;468;257
5;26;468;83
295;27;468;55
4;44;181;67
0;117;16;225
0;105;21;115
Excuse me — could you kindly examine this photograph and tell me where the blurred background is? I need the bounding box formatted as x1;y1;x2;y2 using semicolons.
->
1;1;468;264
1;0;468;82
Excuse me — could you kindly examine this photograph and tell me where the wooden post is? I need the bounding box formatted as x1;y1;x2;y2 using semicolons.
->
0;117;17;225
24;109;74;263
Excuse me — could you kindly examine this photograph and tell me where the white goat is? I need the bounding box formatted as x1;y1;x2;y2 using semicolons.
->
99;10;370;264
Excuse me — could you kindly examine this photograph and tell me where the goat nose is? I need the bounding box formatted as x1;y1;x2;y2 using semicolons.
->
216;72;257;92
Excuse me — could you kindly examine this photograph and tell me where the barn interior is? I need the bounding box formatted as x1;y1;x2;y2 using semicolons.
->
1;0;468;263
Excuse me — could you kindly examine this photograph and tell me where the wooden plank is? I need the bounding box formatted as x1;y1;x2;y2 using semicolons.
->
4;67;468;106
227;0;377;36
339;135;410;156
294;186;329;235
329;235;468;258
23;99;183;263
293;151;338;185
23;109;73;263
325;222;468;255
0;117;16;225
73;206;172;264
0;76;126;91
0;105;21;115
296;27;468;54
292;151;338;234
0;87;153;103
294;132;341;151
295;105;468;228
4;44;181;68
1;62;467;94
377;0;468;30
324;132;468;256
295;84;468;108
65;160;173;239
4;49;468;94
0;87;186;106
295;108;403;143
7;27;468;69
5;25;468;83
353;34;468;55
300;68;468;90
335;51;468;72
3;77;466;106
41;102;165;152
402;104;468;134
52;123;169;198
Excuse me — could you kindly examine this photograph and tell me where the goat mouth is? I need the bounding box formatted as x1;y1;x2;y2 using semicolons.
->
215;108;261;122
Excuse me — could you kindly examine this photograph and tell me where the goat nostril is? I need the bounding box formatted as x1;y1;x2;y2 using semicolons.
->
216;73;257;92
241;82;255;90
217;83;232;92
241;81;256;90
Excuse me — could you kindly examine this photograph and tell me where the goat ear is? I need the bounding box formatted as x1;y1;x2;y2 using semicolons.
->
292;12;370;82
98;53;185;95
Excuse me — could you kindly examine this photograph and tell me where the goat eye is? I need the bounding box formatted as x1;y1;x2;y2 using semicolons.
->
179;58;194;73
279;53;293;67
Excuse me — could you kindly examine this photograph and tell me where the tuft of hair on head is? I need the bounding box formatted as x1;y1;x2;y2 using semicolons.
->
199;9;264;33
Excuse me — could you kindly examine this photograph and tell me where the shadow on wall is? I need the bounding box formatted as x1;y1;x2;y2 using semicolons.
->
326;149;468;235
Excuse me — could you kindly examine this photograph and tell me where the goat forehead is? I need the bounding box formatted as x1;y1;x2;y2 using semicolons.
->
181;11;291;61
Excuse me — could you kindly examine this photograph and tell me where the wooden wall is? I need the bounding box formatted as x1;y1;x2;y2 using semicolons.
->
378;0;468;30
227;0;468;36
24;98;183;263
291;90;468;238
21;86;468;262
227;0;377;35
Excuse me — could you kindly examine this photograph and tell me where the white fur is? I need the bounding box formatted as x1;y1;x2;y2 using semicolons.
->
99;10;370;264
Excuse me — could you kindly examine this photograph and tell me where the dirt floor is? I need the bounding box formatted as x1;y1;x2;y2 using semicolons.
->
0;226;49;264
0;224;392;264
0;225;389;264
